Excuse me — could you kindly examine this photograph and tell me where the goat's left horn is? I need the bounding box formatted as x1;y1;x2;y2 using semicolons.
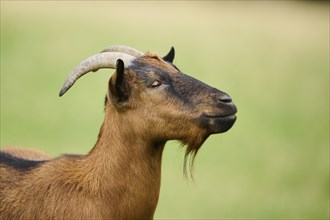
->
101;45;144;57
59;52;135;97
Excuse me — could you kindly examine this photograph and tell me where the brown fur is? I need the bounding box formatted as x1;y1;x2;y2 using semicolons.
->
139;53;178;74
0;52;237;219
1;147;52;160
0;103;163;219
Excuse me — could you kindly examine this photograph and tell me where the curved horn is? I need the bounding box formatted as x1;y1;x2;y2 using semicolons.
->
59;52;135;97
101;45;144;57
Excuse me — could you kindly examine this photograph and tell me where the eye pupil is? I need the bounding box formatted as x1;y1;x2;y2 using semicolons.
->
151;80;161;87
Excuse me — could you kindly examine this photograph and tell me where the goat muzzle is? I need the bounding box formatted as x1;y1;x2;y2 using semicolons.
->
200;97;237;134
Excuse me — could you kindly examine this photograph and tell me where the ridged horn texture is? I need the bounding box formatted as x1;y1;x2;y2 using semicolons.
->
101;45;144;57
59;46;144;97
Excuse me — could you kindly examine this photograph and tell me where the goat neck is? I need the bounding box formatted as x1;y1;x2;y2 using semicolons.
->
86;100;163;219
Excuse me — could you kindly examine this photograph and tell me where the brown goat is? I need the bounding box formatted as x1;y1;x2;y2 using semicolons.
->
0;45;237;219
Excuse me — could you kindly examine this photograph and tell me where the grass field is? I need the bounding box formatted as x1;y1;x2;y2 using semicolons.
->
1;1;329;219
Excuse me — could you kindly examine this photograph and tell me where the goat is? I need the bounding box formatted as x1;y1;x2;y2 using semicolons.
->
0;45;237;219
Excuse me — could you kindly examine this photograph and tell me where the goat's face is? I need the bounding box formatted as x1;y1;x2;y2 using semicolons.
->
107;49;237;155
60;45;237;163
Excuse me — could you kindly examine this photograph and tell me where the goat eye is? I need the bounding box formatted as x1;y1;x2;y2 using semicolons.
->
150;80;161;88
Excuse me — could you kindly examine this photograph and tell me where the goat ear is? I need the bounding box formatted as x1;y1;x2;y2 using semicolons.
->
163;47;175;63
108;59;131;103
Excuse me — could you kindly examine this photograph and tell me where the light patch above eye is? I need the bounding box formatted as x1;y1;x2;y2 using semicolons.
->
150;80;161;88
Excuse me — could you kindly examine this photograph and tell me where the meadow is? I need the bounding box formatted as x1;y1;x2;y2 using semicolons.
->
1;1;329;219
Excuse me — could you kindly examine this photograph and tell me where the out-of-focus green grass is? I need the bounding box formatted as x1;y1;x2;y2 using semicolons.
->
1;1;329;219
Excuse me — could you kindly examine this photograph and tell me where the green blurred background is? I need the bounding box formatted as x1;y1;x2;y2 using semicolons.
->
1;1;329;219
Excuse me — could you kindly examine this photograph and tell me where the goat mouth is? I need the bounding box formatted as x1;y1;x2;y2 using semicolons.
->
201;114;237;134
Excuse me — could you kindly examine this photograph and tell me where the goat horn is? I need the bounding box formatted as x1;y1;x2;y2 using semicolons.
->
59;52;135;97
101;45;144;57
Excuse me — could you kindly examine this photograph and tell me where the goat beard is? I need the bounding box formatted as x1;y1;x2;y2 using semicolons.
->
181;131;209;179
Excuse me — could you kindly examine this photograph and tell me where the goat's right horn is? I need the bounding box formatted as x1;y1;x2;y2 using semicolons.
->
101;45;144;57
59;52;135;97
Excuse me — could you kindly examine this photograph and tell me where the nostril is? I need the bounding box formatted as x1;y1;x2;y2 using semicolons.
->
218;94;232;103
